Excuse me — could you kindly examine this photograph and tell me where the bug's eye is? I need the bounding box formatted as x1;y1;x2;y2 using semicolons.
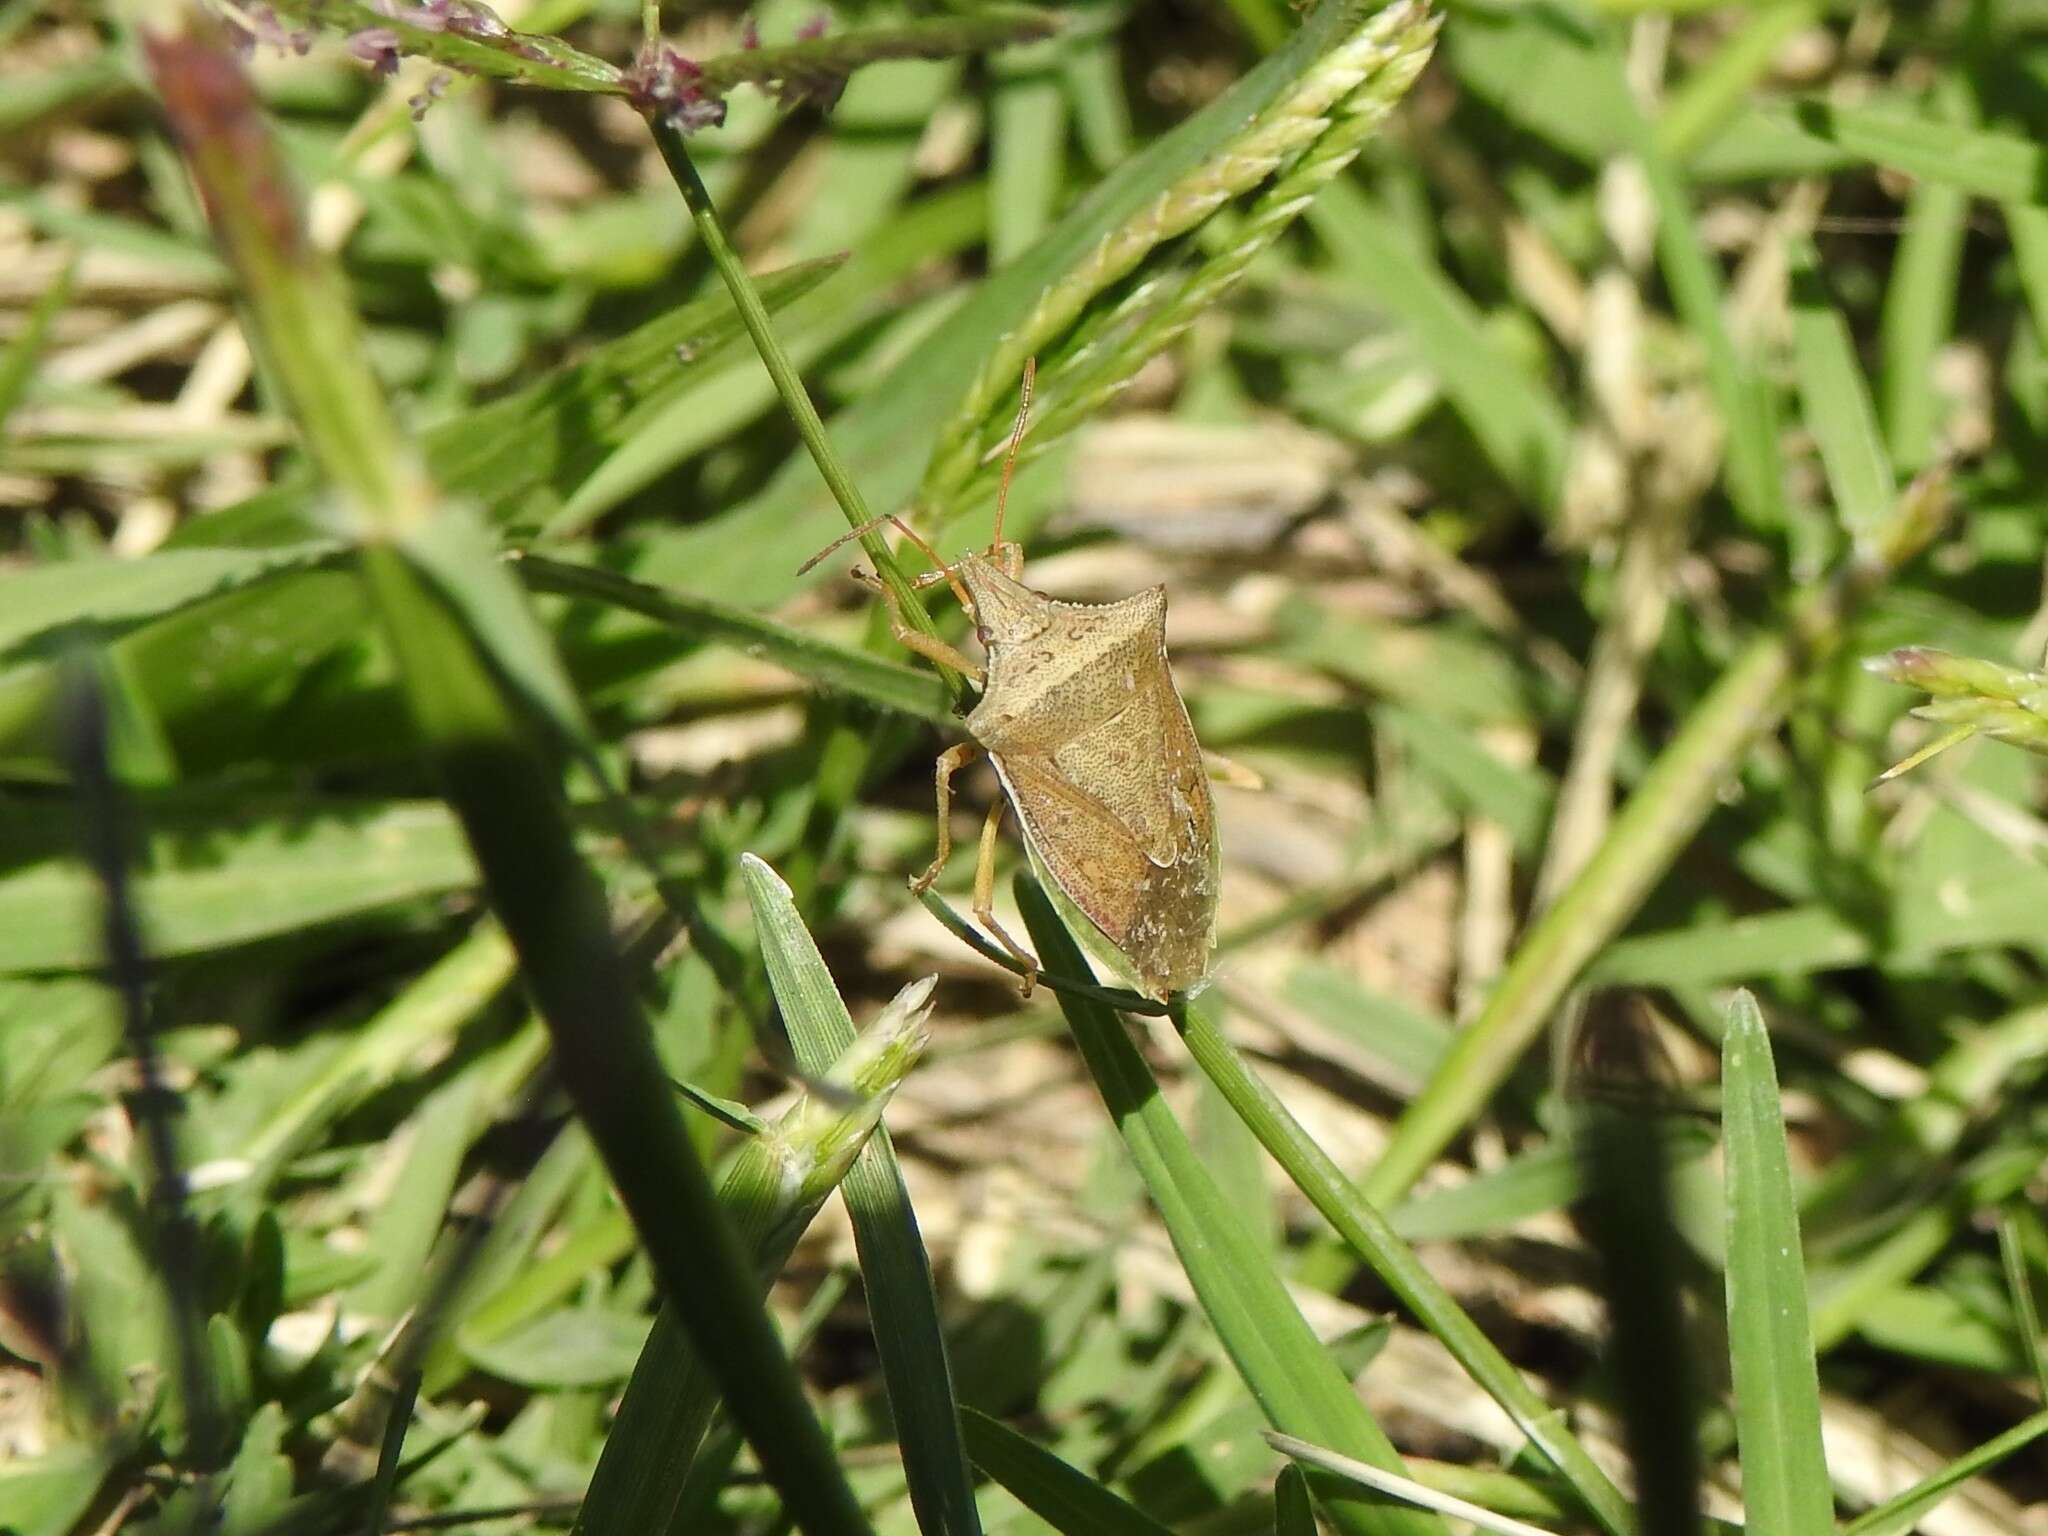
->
976;624;992;645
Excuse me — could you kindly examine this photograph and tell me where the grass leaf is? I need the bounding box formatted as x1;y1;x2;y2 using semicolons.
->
743;854;980;1536
1721;992;1834;1536
1015;873;1443;1536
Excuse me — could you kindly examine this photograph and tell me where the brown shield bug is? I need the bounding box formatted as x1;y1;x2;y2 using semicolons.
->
804;362;1218;1000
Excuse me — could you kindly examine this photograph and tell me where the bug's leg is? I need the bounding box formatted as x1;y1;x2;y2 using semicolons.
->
853;568;984;686
911;741;981;894
970;797;1040;998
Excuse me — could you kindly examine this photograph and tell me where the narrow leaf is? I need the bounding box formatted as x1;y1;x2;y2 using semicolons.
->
960;1407;1176;1536
1015;874;1442;1536
516;552;951;725
1721;992;1834;1536
0;543;339;663
743;854;980;1536
1790;99;2046;205
1839;1408;2048;1536
1789;238;1894;546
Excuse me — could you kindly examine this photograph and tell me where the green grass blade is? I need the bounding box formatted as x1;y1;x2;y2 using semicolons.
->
959;1407;1175;1536
0;543;339;664
0;248;73;436
515;552;951;724
1877;108;1968;474
991;41;1068;268
1307;180;1569;513
1274;1464;1317;1536
1789;98;2046;204
0;796;474;973
580;1015;924;1536
60;670;223;1469
1838;1407;2048;1536
1789;237;1895;546
1996;1204;2048;1399
1014;874;1442;1536
743;854;981;1536
236;921;517;1184
1577;1106;1704;1536
1721;992;1834;1536
1173;999;1633;1536
1655;2;1820;163
1635;135;1785;530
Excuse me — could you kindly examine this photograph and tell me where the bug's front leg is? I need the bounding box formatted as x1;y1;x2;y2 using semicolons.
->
971;797;1040;998
853;569;984;687
911;741;982;894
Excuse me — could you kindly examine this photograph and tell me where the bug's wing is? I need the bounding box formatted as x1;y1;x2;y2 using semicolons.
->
992;752;1153;955
997;695;1215;998
1047;661;1210;869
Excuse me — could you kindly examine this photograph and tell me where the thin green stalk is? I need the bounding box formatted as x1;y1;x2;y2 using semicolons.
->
1172;997;1633;1536
1365;475;1952;1205
644;119;965;705
1996;1205;2048;1401
1838;1408;2048;1536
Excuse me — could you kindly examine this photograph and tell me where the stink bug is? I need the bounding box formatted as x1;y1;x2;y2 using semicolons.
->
804;363;1218;1000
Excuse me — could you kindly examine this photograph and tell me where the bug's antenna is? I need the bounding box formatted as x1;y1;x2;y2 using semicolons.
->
796;512;976;616
797;514;897;576
991;357;1035;550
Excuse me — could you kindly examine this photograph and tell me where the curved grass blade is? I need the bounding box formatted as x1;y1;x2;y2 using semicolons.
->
1721;993;1833;1536
1014;874;1442;1536
1266;1437;1560;1536
1171;999;1633;1536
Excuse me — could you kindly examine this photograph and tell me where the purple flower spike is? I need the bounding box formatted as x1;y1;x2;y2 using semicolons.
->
625;41;730;134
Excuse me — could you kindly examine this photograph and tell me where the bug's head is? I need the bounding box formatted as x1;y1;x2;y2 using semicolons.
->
953;549;1045;646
